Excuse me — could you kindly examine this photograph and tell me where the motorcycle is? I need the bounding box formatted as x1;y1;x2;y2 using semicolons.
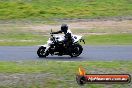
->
37;29;85;58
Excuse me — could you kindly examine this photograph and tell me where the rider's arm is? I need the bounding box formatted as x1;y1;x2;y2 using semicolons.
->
52;30;62;34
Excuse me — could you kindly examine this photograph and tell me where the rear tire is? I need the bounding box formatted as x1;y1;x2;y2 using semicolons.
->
37;46;49;58
70;44;83;57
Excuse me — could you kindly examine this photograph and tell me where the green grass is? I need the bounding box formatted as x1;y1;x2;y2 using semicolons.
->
84;34;132;45
0;32;48;46
0;0;132;20
0;61;131;73
0;33;132;46
0;60;131;88
0;33;48;46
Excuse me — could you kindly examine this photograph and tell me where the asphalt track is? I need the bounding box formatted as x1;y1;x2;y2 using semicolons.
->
0;46;132;61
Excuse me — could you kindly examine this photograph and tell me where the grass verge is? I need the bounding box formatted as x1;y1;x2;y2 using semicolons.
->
0;0;132;20
84;34;132;45
0;34;132;46
0;60;131;88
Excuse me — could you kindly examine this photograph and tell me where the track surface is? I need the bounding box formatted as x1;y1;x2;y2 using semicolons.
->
0;46;132;61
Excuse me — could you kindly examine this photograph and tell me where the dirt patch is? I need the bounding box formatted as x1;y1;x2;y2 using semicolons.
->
26;19;132;35
0;18;132;35
19;19;132;34
25;20;132;30
0;73;54;87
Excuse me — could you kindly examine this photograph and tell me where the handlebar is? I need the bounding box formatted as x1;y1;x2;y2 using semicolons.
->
50;32;56;42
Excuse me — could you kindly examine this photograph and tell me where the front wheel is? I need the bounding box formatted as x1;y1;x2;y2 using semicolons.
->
37;46;49;58
70;44;83;57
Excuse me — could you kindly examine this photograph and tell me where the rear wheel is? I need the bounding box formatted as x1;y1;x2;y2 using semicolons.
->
70;44;83;57
37;46;49;58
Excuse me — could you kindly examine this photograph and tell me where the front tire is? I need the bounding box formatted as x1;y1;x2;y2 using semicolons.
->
70;44;83;57
37;46;49;58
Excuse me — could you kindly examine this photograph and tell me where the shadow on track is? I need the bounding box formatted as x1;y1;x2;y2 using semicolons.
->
37;56;84;61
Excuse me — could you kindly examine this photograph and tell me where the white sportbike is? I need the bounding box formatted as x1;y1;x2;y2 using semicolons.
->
37;30;85;58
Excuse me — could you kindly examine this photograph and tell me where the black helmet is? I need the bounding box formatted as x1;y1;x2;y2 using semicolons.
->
61;24;68;33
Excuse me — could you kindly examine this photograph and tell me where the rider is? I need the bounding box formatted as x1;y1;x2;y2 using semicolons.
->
51;24;73;53
51;24;72;43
